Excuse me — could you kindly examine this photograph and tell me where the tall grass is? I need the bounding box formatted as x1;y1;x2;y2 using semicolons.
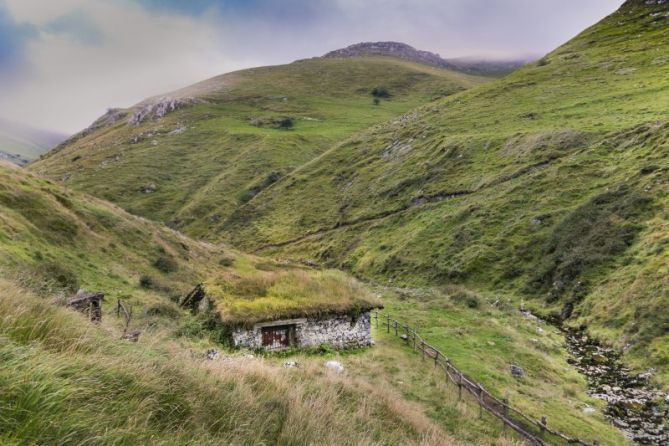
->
0;280;454;445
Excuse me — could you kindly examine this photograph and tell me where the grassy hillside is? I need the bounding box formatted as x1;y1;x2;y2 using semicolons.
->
0;280;462;446
209;0;669;382
0;163;626;444
0;162;467;445
31;58;488;238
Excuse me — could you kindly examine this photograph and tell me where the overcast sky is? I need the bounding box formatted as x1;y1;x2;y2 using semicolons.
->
0;0;624;134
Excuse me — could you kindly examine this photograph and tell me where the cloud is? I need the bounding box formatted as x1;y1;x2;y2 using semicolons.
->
0;0;624;134
0;1;36;77
44;9;106;45
0;0;234;133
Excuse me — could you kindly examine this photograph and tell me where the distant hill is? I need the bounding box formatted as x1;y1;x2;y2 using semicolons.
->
32;57;490;234
323;41;530;76
0;118;67;164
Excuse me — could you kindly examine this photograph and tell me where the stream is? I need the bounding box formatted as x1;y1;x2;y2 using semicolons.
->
521;311;668;444
564;330;668;445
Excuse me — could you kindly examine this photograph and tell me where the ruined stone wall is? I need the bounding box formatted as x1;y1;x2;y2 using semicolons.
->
231;312;372;350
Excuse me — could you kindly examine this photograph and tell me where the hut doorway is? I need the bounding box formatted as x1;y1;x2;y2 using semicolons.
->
261;325;295;350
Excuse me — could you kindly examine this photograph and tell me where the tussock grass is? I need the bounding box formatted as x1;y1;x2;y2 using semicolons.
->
0;280;456;445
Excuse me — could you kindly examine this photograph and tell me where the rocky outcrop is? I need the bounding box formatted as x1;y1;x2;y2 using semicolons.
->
324;41;454;69
128;97;201;125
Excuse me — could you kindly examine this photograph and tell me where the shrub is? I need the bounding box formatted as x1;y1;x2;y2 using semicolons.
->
371;87;391;98
139;275;154;289
219;257;235;267
277;117;294;129
153;255;178;274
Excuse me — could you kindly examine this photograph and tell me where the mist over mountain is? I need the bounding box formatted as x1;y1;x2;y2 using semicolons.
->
0;117;68;165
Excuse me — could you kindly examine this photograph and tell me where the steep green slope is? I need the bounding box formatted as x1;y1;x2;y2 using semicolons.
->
32;57;488;238
217;0;669;381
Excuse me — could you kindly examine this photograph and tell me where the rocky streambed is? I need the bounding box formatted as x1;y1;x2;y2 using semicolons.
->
564;330;668;445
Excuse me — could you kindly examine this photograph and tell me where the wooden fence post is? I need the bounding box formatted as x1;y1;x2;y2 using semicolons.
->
478;388;483;419
458;372;463;400
421;340;425;360
386;314;390;333
539;416;547;439
502;397;509;434
434;350;439;367
405;325;410;342
412;330;416;350
394;320;398;336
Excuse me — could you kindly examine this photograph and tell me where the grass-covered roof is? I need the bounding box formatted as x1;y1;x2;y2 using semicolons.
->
205;257;381;326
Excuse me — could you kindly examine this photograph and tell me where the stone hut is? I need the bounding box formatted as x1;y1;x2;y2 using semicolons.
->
67;290;104;322
189;267;382;351
231;311;374;350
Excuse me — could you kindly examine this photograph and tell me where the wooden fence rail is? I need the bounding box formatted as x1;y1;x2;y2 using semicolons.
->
373;311;600;446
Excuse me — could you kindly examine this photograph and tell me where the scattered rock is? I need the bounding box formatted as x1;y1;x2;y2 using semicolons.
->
121;330;141;342
510;365;525;379
583;406;596;414
530;218;542;226
283;361;299;369
140;183;157;194
400;334;409;341
168;126;187;136
325;360;345;373
205;349;221;360
565;329;669;443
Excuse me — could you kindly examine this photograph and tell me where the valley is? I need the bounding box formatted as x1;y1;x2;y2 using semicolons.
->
1;0;668;444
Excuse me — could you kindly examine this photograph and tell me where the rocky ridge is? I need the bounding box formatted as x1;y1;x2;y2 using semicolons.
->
323;41;529;75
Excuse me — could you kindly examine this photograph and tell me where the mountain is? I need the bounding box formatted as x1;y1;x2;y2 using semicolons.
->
211;0;667;383
323;41;530;76
31;57;489;235
0;118;67;165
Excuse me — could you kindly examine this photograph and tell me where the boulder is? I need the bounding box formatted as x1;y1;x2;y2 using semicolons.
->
325;360;345;373
510;365;525;379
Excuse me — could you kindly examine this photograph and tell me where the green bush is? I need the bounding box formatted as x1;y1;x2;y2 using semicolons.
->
153;255;178;274
371;87;391;98
139;275;154;289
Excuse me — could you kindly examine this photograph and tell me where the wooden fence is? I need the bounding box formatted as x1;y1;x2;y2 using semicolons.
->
373;311;601;446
